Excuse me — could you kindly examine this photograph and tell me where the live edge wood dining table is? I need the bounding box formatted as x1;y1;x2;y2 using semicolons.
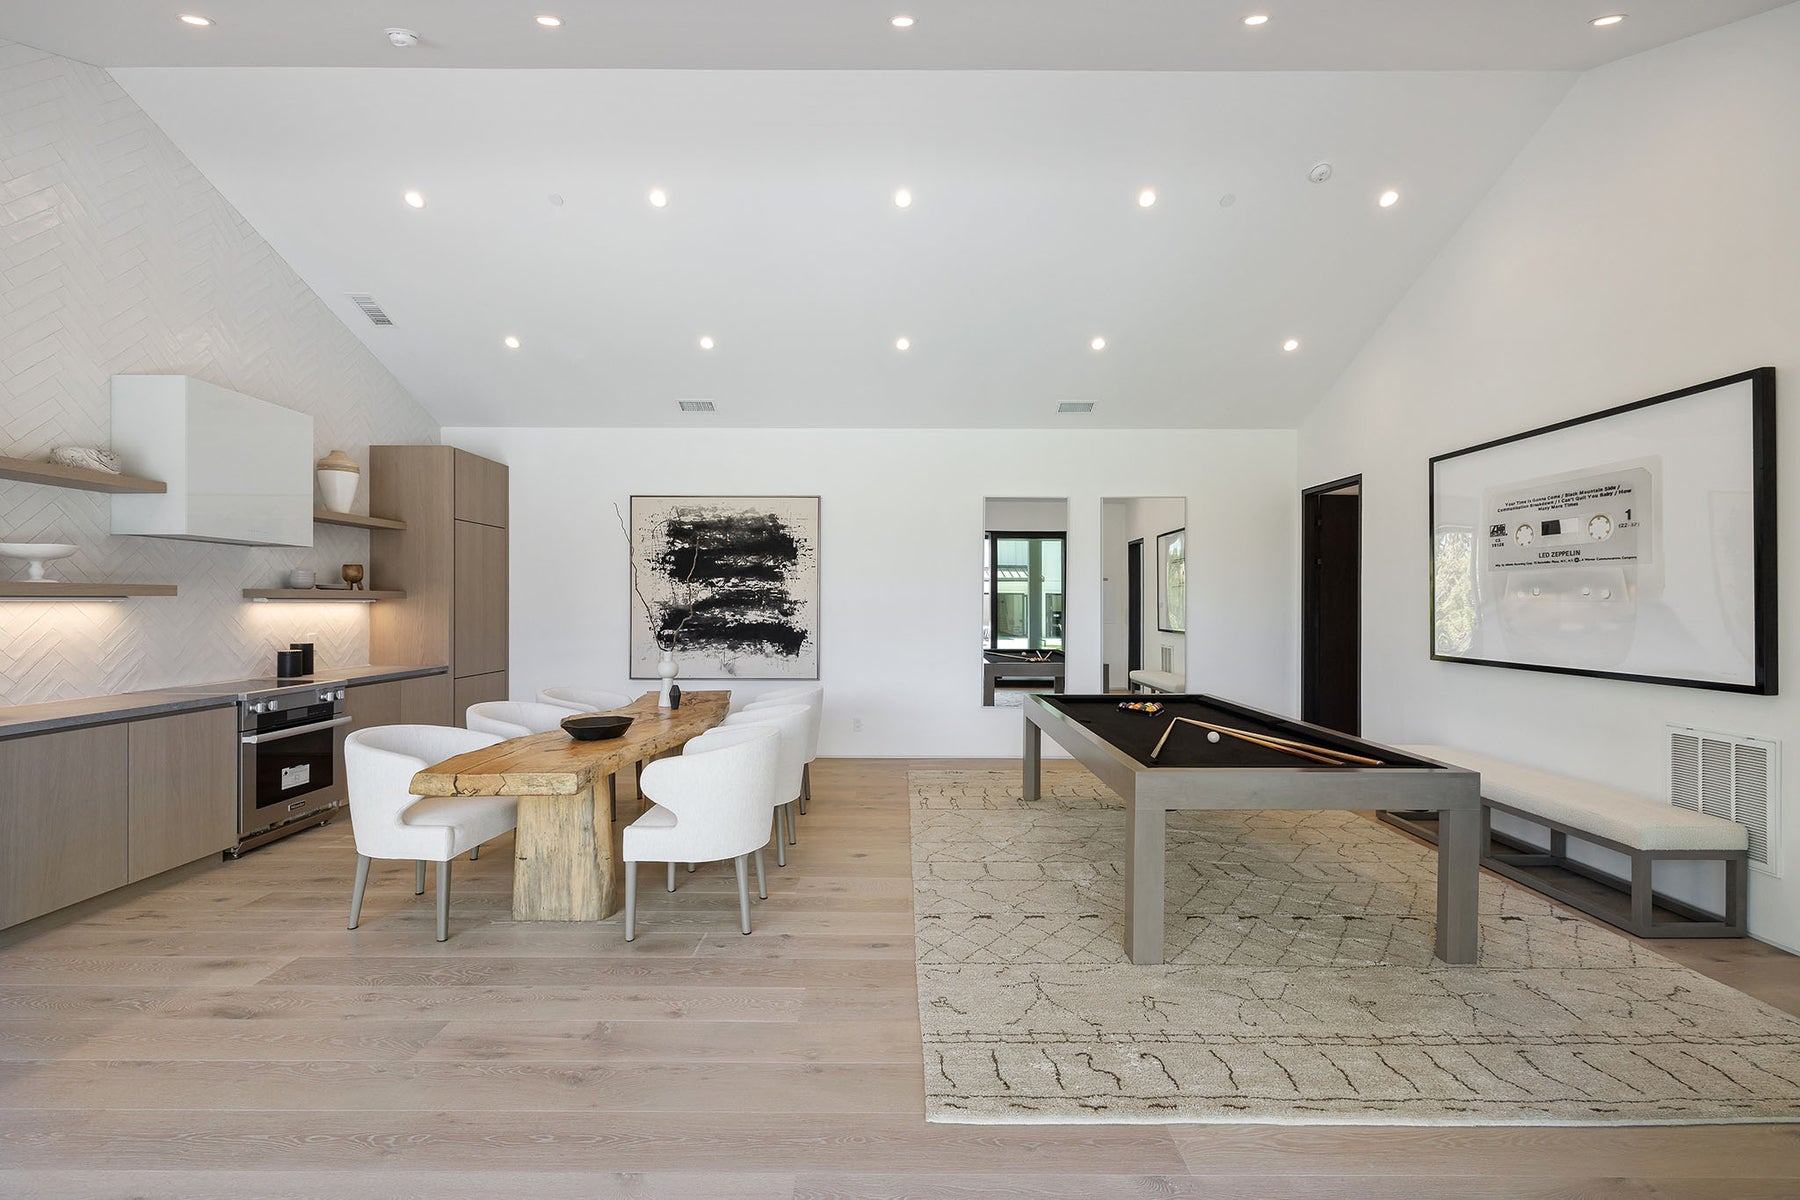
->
411;690;731;922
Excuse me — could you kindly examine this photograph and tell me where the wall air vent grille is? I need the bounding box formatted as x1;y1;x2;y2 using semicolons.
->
346;293;393;326
1668;724;1780;875
678;400;715;413
1058;402;1095;414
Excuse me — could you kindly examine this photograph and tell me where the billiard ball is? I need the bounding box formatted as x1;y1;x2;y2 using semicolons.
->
1206;731;1221;743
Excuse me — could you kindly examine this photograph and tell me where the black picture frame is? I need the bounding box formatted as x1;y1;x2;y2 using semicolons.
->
1427;368;1777;695
1156;527;1186;634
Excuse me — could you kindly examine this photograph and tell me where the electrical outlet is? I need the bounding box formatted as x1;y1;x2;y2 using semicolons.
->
852;717;864;733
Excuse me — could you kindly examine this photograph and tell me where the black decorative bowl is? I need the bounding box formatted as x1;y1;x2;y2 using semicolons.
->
560;714;634;741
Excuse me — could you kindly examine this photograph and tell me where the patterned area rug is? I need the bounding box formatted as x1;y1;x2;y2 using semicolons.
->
910;768;1800;1125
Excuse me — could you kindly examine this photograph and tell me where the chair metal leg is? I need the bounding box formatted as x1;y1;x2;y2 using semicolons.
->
470;844;479;861
347;854;371;930
786;800;798;846
435;859;451;943
687;862;697;872
624;860;638;942
415;860;426;895
754;847;767;899
774;812;786;867
667;861;677;892
800;762;810;815
735;855;752;935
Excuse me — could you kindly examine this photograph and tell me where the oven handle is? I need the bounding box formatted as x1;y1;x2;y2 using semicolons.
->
241;714;352;745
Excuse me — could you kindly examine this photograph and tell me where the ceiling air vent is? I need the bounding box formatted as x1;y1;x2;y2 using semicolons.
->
678;400;716;413
1058;402;1095;414
1668;724;1781;875
346;293;393;326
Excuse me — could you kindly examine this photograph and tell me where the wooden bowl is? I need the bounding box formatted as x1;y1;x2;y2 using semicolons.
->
560;714;634;742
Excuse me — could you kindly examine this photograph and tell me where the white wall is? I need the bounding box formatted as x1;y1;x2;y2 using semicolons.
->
445;427;1297;758
984;498;1068;533
0;41;437;704
1298;5;1800;949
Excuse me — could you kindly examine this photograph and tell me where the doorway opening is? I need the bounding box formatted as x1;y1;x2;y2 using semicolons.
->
1302;475;1361;735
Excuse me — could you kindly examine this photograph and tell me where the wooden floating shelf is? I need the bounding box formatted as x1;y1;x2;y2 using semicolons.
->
242;588;407;602
313;509;406;531
0;582;178;599
0;455;167;495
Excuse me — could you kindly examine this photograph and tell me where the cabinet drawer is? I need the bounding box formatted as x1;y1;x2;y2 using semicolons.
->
0;725;128;928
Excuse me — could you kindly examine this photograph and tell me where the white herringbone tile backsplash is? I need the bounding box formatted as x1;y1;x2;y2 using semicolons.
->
0;40;440;705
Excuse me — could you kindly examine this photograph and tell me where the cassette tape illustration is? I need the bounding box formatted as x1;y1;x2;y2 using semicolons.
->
1480;458;1661;668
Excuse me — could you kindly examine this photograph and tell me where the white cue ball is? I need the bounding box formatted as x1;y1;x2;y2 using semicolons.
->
1206;731;1221;743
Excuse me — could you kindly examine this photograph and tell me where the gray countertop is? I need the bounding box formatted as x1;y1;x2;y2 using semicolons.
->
0;664;448;741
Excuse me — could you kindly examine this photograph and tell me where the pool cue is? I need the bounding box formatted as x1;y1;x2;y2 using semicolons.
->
1199;722;1384;766
1151;717;1344;766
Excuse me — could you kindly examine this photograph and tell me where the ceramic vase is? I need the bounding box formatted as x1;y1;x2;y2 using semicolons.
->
657;647;680;708
315;449;360;514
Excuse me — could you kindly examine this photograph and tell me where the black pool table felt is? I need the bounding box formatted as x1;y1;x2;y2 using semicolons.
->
1039;695;1440;770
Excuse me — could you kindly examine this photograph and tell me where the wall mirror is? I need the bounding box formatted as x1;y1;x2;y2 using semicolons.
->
981;497;1068;707
1104;497;1186;695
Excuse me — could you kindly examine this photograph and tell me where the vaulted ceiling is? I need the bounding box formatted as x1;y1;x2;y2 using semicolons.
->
4;2;1785;428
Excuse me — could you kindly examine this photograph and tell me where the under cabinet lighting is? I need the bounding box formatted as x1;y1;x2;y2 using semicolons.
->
0;597;127;604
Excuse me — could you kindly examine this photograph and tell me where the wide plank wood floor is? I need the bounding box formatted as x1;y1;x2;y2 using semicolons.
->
1;756;1797;1199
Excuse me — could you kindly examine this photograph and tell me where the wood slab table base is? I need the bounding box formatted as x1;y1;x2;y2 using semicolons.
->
412;690;730;922
1022;693;1482;967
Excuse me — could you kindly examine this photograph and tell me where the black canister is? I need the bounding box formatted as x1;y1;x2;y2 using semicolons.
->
275;648;306;678
290;642;315;674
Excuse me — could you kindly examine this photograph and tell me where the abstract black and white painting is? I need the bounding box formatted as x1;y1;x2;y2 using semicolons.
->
629;495;820;680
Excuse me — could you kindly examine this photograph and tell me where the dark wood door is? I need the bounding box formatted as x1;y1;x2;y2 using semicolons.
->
1127;539;1144;675
1303;481;1361;735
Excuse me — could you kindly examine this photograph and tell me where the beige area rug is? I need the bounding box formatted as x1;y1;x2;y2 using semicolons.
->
909;768;1800;1125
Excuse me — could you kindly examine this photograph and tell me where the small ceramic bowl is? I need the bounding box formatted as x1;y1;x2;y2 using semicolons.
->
561;714;634;741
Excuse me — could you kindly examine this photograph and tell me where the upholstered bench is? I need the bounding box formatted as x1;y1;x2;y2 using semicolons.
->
1128;670;1184;694
1387;744;1748;939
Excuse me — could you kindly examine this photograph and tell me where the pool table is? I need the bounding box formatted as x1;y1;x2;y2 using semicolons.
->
1023;693;1481;966
982;648;1065;706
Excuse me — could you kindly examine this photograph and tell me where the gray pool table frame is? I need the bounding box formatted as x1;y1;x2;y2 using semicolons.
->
1022;693;1483;967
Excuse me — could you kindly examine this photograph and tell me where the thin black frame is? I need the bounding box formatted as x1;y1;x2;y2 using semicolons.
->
1155;527;1186;634
1426;367;1777;695
627;494;822;681
986;529;1068;652
1302;474;1363;733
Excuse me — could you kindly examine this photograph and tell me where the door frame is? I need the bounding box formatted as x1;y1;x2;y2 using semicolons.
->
1301;474;1362;733
1126;538;1145;676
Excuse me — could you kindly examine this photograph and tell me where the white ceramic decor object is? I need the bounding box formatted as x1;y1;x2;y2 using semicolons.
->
0;542;79;582
315;449;360;514
657;647;680;708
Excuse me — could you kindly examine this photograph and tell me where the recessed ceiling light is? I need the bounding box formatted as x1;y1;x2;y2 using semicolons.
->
503;336;521;350
895;337;911;351
1243;14;1269;26
698;336;715;350
648;188;668;208
536;15;562;27
1590;14;1626;27
1138;189;1157;208
178;14;212;26
402;190;426;209
891;15;915;28
1091;337;1107;352
1283;338;1300;353
1378;189;1400;208
894;188;913;209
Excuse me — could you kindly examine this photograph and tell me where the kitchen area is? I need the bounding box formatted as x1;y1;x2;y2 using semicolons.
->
0;375;507;935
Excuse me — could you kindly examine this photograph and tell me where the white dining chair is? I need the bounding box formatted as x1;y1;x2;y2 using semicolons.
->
745;685;823;817
537;686;634;714
623;724;781;941
345;725;516;942
468;699;626;823
720;703;810;867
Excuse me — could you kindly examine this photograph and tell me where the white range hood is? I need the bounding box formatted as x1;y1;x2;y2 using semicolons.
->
109;375;314;547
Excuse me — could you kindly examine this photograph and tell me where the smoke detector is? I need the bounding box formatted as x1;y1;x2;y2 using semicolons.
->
385;28;420;48
1308;162;1334;183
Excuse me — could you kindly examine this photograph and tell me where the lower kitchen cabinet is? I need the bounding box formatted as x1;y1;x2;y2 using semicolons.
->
0;725;129;928
453;671;508;726
127;708;237;883
346;679;405;732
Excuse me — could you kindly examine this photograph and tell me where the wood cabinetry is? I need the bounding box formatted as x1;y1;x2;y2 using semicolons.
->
369;446;509;727
126;708;237;882
0;726;129;928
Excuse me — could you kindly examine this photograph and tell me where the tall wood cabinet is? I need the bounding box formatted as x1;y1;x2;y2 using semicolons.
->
369;446;509;727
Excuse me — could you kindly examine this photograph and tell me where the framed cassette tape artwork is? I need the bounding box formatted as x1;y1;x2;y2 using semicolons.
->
1429;368;1777;694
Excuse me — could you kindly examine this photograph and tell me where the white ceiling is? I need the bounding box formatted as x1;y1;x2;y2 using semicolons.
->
111;67;1572;428
13;3;1782;429
5;1;1789;71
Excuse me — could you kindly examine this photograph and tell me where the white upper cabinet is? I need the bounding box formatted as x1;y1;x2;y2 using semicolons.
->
109;375;314;547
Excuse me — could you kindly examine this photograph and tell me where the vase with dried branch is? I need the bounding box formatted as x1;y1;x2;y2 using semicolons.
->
616;503;703;707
